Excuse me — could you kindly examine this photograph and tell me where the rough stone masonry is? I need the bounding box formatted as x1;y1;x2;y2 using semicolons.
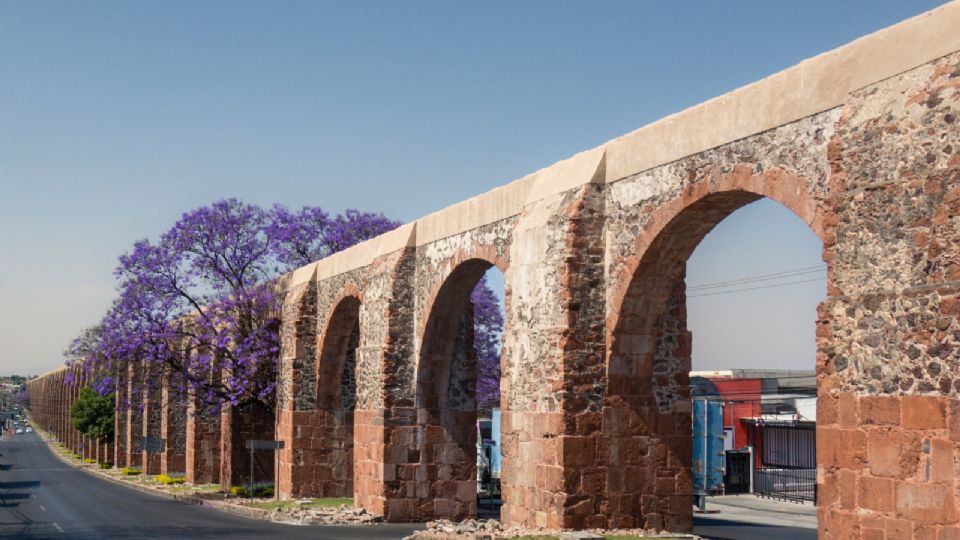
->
26;3;960;538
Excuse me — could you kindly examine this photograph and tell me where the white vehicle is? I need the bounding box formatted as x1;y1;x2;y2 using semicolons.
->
25;427;33;433
15;428;24;434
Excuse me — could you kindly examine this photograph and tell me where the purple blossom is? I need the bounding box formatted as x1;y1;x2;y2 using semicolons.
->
472;276;503;411
67;199;400;415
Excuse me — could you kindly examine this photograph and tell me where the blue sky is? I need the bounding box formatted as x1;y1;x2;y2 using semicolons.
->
0;1;948;376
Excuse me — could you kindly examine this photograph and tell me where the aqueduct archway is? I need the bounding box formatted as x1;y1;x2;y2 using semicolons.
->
28;5;960;537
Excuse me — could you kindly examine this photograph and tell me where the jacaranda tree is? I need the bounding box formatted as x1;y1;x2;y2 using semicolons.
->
68;198;506;416
71;199;399;414
472;275;504;412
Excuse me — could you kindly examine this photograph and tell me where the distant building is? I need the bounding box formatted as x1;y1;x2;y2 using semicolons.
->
691;369;817;502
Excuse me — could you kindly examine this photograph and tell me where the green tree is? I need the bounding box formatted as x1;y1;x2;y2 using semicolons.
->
70;387;115;442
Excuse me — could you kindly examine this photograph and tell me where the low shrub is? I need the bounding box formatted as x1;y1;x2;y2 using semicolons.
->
229;483;274;498
155;474;187;485
99;462;113;469
83;458;96;464
121;467;142;476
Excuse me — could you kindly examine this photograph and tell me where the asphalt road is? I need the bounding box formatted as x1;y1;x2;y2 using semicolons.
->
693;494;818;540
2;431;818;540
694;516;817;540
0;431;421;540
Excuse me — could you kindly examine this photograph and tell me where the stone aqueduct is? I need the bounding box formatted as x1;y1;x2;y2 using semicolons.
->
25;4;960;537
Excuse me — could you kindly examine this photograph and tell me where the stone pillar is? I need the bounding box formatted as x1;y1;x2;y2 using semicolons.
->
500;181;611;529
816;50;960;539
69;368;80;454
114;367;128;468
141;365;163;475
185;361;222;485
54;373;63;441
160;369;187;475
125;361;143;468
352;247;417;520
220;402;275;491
276;281;319;499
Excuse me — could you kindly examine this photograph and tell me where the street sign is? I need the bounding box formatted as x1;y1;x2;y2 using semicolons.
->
142;437;165;453
245;440;284;450
245;440;285;501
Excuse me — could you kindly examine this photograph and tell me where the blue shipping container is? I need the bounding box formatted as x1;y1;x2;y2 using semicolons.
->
692;399;725;495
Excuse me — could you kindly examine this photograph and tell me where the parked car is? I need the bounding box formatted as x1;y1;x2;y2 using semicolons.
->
15;428;24;434
25;427;33;433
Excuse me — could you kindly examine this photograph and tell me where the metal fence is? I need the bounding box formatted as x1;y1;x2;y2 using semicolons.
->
745;419;817;503
754;467;817;502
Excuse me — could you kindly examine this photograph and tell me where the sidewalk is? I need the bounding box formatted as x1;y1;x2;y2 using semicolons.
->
698;495;817;529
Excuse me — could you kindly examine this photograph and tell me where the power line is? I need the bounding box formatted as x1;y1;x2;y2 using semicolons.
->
687;265;826;292
687;276;825;298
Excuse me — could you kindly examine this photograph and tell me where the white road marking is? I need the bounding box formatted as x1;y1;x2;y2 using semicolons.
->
53;523;64;533
171;522;189;529
39;504;46;511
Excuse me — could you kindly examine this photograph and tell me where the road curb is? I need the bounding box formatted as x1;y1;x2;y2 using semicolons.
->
27;420;292;525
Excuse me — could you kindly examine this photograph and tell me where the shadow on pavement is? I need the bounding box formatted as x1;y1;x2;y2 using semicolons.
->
0;481;39;490
695;516;817;540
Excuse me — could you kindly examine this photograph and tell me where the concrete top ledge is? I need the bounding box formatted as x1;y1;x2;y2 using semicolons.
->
286;1;960;284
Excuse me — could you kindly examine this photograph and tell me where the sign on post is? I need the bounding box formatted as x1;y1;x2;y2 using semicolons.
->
244;440;285;501
142;436;165;454
245;440;284;450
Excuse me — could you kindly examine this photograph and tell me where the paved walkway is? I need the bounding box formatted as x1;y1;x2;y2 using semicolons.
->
703;495;817;527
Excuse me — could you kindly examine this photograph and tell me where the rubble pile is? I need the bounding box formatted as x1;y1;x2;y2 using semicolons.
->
264;501;385;526
403;518;700;539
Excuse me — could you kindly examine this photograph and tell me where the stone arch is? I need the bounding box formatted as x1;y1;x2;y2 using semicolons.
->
609;166;825;335
415;256;502;520
312;286;363;497
417;247;508;340
604;167;826;531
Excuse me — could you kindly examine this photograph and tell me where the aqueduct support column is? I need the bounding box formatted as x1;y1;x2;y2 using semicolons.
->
141;364;164;474
113;366;128;468
160;369;187;476
220;402;275;491
815;50;960;539
185;360;221;485
125;360;143;468
353;247;417;520
500;178;612;529
276;277;319;499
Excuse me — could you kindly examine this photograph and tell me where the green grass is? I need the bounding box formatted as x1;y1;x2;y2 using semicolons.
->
249;497;354;510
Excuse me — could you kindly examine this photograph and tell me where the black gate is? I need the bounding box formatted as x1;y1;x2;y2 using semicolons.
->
744;419;816;503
